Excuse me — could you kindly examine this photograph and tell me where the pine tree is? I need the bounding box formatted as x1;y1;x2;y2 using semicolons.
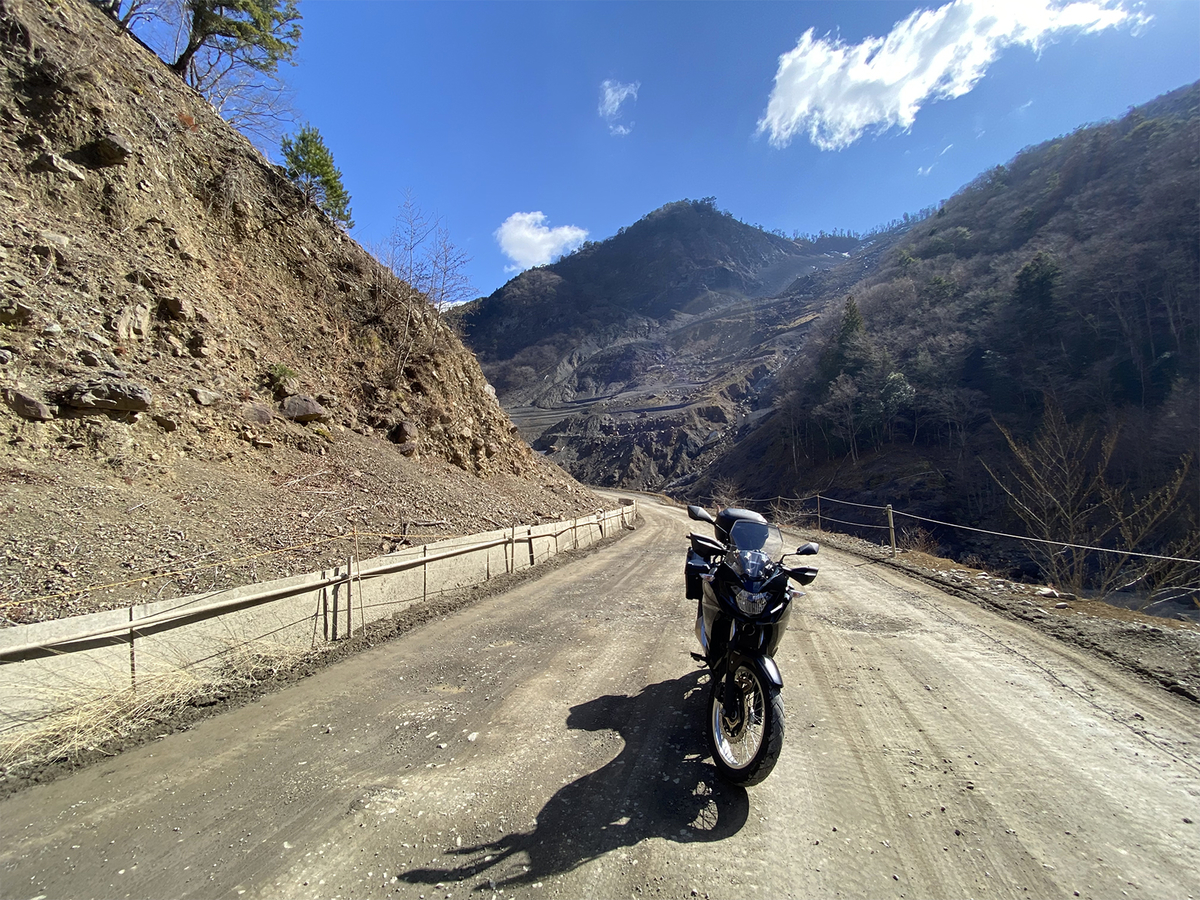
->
280;126;354;229
169;0;301;85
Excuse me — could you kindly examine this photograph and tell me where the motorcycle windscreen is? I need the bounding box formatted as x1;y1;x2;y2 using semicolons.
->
728;520;784;579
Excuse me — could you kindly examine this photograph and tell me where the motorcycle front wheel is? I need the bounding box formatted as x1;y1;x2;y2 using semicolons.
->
707;663;784;786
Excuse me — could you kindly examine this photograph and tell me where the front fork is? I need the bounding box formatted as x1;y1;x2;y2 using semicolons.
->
711;619;783;718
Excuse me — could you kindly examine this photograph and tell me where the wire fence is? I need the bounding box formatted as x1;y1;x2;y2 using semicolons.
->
751;492;1200;568
0;510;623;621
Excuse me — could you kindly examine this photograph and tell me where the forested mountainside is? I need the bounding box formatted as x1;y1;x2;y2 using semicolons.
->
697;82;1198;592
0;0;601;623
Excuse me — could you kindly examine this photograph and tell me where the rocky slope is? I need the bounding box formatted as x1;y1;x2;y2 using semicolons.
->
461;199;891;490
0;0;604;625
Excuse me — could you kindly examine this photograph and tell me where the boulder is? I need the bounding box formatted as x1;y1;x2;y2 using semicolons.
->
389;419;418;444
112;303;152;340
272;376;301;398
0;302;35;326
281;394;327;422
240;404;273;426
89;132;132;167
160;295;195;322
61;377;152;412
189;387;221;406
32;152;85;181
2;388;54;421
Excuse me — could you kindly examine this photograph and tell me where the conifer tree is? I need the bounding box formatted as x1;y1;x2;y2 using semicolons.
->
169;0;301;85
280;125;354;229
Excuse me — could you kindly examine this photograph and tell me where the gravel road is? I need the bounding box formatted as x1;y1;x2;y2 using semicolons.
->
2;498;1198;899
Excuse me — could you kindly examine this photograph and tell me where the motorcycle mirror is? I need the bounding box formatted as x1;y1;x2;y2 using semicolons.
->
795;542;820;556
787;566;819;586
687;505;716;524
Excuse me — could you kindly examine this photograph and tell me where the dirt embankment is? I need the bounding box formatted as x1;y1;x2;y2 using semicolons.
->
0;0;607;626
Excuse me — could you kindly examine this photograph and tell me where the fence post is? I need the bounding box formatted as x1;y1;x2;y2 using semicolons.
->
887;505;896;557
346;552;354;637
817;494;822;532
129;606;136;693
331;569;340;642
527;526;535;567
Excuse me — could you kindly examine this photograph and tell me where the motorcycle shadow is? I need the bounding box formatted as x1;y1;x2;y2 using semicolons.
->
399;668;748;890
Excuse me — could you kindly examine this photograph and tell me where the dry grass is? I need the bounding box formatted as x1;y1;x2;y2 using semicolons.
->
0;643;319;776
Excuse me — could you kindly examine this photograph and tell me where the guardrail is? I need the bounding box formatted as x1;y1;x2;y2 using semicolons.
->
0;504;637;739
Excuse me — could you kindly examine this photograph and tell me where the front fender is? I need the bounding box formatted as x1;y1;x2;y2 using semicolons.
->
719;649;783;689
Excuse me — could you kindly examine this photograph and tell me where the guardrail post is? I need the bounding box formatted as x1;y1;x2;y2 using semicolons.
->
527;527;535;567
129;606;137;693
346;552;354;638
887;504;896;557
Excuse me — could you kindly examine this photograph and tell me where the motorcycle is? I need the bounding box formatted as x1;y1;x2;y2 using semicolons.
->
684;505;819;786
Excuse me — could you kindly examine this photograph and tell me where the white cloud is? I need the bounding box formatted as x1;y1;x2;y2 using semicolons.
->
758;0;1150;151
918;142;955;176
600;79;640;135
495;212;588;271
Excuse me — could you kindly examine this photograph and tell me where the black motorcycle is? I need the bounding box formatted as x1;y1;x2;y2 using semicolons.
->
684;505;819;786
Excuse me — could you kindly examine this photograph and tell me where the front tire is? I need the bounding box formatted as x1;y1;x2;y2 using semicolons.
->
707;663;784;786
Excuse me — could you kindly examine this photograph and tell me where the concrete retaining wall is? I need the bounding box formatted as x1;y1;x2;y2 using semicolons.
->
0;505;634;737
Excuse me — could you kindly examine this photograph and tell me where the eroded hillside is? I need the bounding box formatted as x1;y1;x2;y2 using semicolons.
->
0;0;603;624
461;199;891;490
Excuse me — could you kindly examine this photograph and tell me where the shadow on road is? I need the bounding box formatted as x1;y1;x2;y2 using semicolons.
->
400;669;748;890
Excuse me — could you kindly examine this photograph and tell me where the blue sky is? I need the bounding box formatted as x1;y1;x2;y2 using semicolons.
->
279;1;1199;299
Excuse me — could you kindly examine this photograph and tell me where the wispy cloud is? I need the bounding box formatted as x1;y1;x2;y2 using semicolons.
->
918;142;955;176
758;0;1150;151
600;79;640;135
495;212;588;272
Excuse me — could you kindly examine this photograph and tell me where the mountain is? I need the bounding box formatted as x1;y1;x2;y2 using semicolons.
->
0;0;602;624
460;198;903;489
465;83;1198;595
693;82;1199;585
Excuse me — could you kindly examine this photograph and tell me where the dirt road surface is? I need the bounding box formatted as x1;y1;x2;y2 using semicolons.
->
2;498;1198;899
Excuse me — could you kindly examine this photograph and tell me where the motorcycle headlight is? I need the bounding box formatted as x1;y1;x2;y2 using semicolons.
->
735;588;770;615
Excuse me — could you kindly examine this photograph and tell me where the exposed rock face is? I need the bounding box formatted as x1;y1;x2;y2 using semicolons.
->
0;0;607;627
460;201;876;490
0;0;537;479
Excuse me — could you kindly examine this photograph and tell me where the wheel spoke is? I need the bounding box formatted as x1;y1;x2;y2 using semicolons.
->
712;667;766;768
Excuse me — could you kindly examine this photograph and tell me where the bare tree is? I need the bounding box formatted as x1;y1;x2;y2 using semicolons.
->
1096;456;1200;597
370;191;474;380
985;397;1199;597
983;399;1113;592
709;478;744;511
